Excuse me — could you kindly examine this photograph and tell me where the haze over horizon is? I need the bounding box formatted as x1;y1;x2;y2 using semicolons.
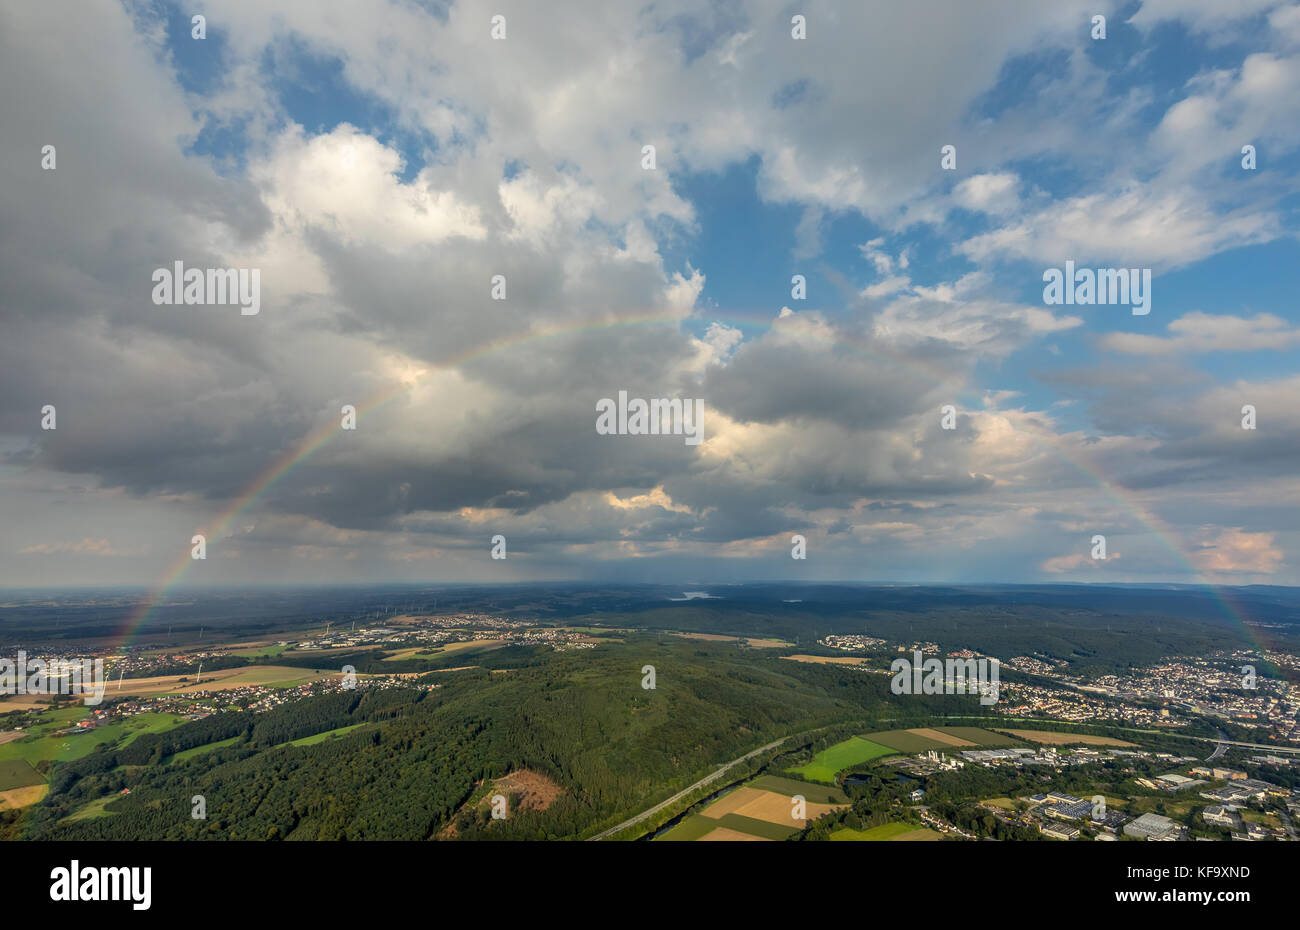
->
3;1;1299;588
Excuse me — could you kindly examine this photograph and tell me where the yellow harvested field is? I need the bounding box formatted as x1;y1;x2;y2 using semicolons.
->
781;654;869;666
0;731;25;745
906;727;977;747
893;828;945;841
381;647;428;661
171;666;337;693
0;784;48;810
701;786;766;818
0;696;54;711
94;665;343;699
439;638;504;653
699;827;768;841
996;729;1136;747
702;787;843;826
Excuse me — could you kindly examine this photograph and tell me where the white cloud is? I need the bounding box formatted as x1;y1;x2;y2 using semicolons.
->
1101;312;1300;354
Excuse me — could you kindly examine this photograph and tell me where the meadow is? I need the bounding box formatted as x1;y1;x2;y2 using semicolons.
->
789;736;895;783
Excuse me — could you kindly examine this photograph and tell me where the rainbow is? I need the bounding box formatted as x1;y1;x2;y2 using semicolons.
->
114;307;1272;659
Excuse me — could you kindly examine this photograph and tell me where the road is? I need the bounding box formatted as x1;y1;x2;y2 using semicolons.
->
587;736;790;841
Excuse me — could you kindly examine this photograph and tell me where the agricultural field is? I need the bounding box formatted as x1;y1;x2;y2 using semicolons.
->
830;823;944;841
657;776;848;841
789;736;895;783
0;759;44;791
928;726;1022;747
749;775;848;805
0;709;191;765
780;654;872;666
230;643;287;659
697;826;766;841
672;633;793;648
0;783;48;811
904;727;979;747
995;729;1136;747
863;726;1019;753
381;647;441;662
77;664;337;701
0;720;127;764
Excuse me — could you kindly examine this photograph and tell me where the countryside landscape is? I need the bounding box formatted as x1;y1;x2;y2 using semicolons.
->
3;0;1299;913
2;583;1298;844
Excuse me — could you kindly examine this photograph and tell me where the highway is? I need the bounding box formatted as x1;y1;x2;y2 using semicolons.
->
587;736;789;841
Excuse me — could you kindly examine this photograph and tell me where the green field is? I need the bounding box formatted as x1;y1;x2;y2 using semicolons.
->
709;812;800;840
655;775;847;841
0;722;127;764
862;727;1022;753
0;710;191;765
0;759;44;790
789;736;894;783
749;775;848;805
63;795;119;823
655;814;717;841
231;644;287;659
170;735;245;763
20;705;89;737
117;713;192;748
830;822;943;841
289;724;367;747
655;810;800;841
862;730;945;753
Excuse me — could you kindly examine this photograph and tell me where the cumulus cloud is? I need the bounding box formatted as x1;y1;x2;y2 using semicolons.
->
1192;528;1284;575
0;0;1296;586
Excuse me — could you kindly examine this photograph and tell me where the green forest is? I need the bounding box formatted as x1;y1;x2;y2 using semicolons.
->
3;637;998;841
